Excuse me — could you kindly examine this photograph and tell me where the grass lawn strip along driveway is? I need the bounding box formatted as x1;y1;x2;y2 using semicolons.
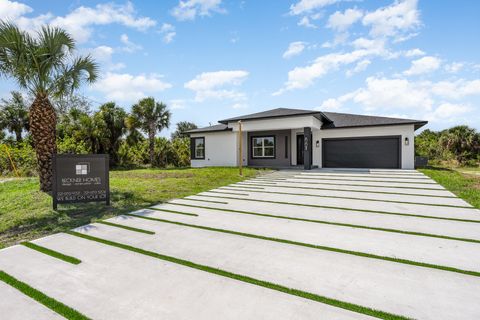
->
150;204;480;244
191;194;480;223
96;220;155;235
20;242;82;264
126;212;480;277
0;270;90;320
216;187;472;208
66;230;408;320
233;182;457;198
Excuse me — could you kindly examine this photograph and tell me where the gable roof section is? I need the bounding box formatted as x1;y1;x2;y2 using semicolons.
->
186;123;231;134
218;108;328;124
321;112;427;130
188;108;427;134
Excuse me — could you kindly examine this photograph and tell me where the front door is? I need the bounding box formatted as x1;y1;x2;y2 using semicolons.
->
296;135;304;165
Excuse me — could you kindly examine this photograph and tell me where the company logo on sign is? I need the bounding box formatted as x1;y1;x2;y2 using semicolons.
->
75;163;90;175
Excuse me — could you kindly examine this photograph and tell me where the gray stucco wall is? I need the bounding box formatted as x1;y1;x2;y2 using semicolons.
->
248;130;291;167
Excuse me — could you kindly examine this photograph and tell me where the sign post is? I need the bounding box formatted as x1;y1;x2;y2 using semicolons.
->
52;154;110;210
238;120;243;176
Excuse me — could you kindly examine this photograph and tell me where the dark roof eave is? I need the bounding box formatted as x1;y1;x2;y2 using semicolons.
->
219;111;323;124
186;128;232;135
322;121;428;131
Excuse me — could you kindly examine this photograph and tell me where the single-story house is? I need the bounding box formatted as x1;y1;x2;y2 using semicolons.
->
187;108;427;170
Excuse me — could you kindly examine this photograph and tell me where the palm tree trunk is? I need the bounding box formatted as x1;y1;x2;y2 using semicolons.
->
149;128;155;166
15;129;22;142
30;93;57;192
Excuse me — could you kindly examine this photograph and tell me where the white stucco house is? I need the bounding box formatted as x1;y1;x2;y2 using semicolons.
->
187;108;427;170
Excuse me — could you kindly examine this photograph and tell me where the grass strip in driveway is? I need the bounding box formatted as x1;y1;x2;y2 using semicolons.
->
21;242;81;265
66;231;409;320
190;195;480;223
234;183;456;198
118;213;480;278
150;208;199;216
162;203;480;244
96;221;155;235
179;198;228;204
0;270;90;320
217;188;472;209
256;176;437;185
252;179;445;191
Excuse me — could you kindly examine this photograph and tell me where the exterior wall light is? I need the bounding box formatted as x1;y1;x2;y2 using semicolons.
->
404;137;409;146
316;140;320;148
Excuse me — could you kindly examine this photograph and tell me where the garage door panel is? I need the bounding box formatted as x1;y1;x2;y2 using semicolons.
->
323;136;400;169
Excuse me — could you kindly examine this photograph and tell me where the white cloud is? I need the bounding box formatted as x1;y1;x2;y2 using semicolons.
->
159;23;176;43
345;77;434;112
297;16;317;28
445;62;464;74
88;46;125;71
346;59;371;77
171;0;225;21
430;79;480;100
93;72;172;103
275;38;391;94
289;0;339;16
318;98;342;111
426;102;471;121
283;42;307;59
169;99;187;109
403;56;441;76
184;70;249;102
362;0;420;39
51;2;156;43
404;48;425;57
231;103;248;109
120;34;142;53
319;77;480;123
4;1;156;43
327;8;363;32
0;0;31;18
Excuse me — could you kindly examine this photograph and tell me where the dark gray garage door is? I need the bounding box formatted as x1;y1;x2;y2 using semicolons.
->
322;136;401;169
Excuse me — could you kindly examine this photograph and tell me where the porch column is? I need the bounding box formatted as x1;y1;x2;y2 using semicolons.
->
303;127;312;170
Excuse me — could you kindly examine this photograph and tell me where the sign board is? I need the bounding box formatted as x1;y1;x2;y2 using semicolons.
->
52;154;110;210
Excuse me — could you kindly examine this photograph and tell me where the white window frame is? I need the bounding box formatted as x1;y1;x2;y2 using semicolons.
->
252;136;275;158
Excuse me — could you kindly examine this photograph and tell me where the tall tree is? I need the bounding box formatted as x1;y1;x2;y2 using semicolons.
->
439;125;480;164
171;121;197;140
131;97;171;165
0;91;29;142
0;22;98;191
94;102;127;165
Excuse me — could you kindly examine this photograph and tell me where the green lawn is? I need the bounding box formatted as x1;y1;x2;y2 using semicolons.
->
0;167;264;248
419;167;480;209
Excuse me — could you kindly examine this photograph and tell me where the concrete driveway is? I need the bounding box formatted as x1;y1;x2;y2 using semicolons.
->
1;169;480;319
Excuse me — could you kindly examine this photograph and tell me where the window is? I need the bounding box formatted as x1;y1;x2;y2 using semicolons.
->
191;137;205;160
252;136;275;158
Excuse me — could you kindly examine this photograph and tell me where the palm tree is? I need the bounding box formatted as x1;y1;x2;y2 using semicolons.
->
439;125;480;164
131;97;171;165
94;102;127;165
171;121;197;140
0;22;98;191
0;91;29;142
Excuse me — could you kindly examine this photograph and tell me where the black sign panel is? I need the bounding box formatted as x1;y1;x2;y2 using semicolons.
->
52;154;110;210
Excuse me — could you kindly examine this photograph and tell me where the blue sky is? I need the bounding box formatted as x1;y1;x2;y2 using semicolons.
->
1;0;479;136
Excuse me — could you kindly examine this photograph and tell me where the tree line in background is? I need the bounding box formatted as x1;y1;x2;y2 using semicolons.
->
0;21;198;191
0;91;198;176
415;126;480;166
